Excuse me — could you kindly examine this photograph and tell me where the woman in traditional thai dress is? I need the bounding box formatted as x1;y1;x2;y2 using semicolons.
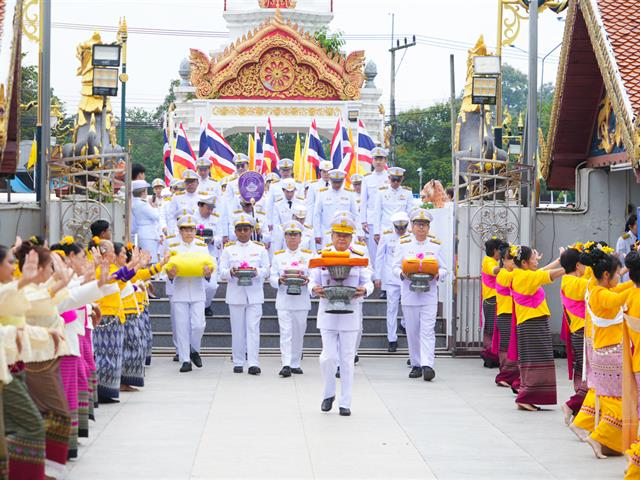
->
493;245;520;389
582;246;634;459
621;249;640;477
480;238;504;368
510;245;564;411
559;246;590;426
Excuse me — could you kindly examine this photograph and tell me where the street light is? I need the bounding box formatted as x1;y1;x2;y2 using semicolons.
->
91;43;122;149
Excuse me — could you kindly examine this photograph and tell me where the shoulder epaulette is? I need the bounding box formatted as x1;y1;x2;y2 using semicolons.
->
623;232;631;239
383;229;392;235
165;234;176;239
295;195;305;201
319;187;328;192
175;191;185;196
253;240;265;247
350;248;364;256
255;208;266;215
196;241;207;247
224;241;235;247
355;241;366;247
325;242;333;247
169;242;180;247
301;249;312;254
400;238;412;244
233;210;242;214
304;224;312;229
274;249;285;255
275;197;283;202
271;178;280;184
379;185;388;190
212;212;220;217
310;179;318;184
430;238;442;245
364;172;371;177
400;233;411;239
195;235;204;240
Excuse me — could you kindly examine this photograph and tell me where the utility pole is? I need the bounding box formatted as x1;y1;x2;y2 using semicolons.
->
388;14;415;166
527;0;538;247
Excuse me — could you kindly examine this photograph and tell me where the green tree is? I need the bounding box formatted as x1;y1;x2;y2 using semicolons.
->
153;79;180;123
313;26;345;57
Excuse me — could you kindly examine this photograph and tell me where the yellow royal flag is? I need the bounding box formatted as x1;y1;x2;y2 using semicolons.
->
27;136;37;170
293;132;303;181
301;133;312;183
248;133;256;172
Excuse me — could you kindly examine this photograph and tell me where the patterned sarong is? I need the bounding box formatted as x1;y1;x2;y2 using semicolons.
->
516;316;557;405
122;314;145;387
24;359;71;476
590;342;622;398
494;313;520;386
3;370;46;480
58;356;79;458
94;315;124;400
565;328;588;414
481;298;499;363
139;309;153;366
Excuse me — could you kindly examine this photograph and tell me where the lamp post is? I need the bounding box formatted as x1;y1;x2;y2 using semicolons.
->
117;18;128;147
91;43;122;149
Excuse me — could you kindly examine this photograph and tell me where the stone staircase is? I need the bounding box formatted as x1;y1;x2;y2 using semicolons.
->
150;282;447;356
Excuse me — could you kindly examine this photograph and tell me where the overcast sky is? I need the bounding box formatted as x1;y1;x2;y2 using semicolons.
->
24;0;566;116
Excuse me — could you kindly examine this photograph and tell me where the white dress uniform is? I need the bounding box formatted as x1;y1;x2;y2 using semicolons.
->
616;230;637;282
197;176;221;197
219;232;270;369
228;207;271;245
168;233;218;365
269;241;313;369
309;244;373;410
373;185;414;236
306;178;331;219
272;222;314;252
360;169;389;263
265;179;303;230
132;196;161;261
313;186;358;246
392;229;447;370
375;229;407;343
168;190;200;233
271;192;304;249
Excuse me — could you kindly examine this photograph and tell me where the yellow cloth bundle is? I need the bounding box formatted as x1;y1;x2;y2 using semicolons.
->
165;252;216;277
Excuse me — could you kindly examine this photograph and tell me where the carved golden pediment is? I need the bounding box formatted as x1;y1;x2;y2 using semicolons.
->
190;12;365;101
259;0;296;8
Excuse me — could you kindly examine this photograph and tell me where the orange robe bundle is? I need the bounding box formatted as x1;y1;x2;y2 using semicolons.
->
309;250;368;269
401;256;439;276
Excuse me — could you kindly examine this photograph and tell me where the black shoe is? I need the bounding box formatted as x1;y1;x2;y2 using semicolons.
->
422;366;435;381
339;407;351;416
379;290;387;299
145;356;151;366
388;341;398;353
398;324;406;334
190;351;203;368
204;307;213;317
354;355;359;364
335;367;341;378
98;396;119;404
279;366;291;377
180;362;192;373
248;366;261;375
233;366;243;374
321;396;335;412
173;354;179;362
406;358;411;366
291;367;304;374
409;366;422;378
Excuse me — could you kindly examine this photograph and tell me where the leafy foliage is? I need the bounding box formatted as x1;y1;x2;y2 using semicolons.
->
313;26;346;58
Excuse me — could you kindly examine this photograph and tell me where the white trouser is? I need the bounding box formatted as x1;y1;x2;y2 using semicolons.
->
205;282;217;309
385;284;402;342
319;329;358;409
278;310;308;367
139;237;159;262
365;223;377;269
169;294;177;350
403;303;437;368
229;304;262;367
173;301;206;363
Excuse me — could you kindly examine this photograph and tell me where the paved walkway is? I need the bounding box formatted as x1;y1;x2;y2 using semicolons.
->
67;357;624;479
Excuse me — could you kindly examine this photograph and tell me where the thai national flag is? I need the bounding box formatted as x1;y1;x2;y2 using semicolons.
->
329;117;344;169
263;117;279;174
307;119;325;174
357;119;375;166
173;122;197;179
198;117;207;158
163;128;173;186
204;122;236;180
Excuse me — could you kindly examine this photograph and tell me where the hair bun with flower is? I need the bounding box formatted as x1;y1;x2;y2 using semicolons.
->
509;244;521;260
126;242;134;251
52;249;66;257
569;242;584;252
61;235;75;246
92;236;101;245
597;244;614;255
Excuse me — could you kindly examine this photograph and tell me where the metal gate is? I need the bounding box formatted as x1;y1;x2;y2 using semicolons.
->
452;156;534;354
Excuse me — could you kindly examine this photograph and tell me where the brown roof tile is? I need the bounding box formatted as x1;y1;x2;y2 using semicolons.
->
597;0;640;112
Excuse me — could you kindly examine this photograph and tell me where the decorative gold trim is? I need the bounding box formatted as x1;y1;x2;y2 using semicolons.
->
210;105;342;117
540;0;577;180
190;11;364;101
258;0;296;8
22;0;38;43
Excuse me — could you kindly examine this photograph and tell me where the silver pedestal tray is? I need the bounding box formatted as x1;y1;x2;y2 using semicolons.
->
323;285;357;314
283;269;305;295
236;268;256;286
408;273;433;292
327;265;352;281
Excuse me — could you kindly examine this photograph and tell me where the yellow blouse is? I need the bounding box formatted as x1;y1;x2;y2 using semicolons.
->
133;263;161;308
624;287;640;372
590;285;633;349
96;264;125;322
511;269;552;324
481;256;498;299
561;275;588;333
495;269;513;316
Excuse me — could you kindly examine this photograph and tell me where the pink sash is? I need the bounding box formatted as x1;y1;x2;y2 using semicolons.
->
559;290;585;380
61;309;78;325
511;287;545;309
491;282;512;355
481;271;496;290
495;283;510;297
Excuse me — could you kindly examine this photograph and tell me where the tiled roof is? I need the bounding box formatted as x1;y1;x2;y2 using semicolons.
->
597;0;640;114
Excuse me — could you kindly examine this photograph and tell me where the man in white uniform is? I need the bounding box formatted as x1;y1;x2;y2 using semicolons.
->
195;157;221;196
269;221;313;376
131;179;161;261
373;167;414;240
360;147;389;267
313;169;358;248
616;213;637;282
309;215;373;416
194;194;223;316
271;178;303;248
392;209;447;381
219;214;270;374
375;211;410;352
306;160;333;219
168;170;200;234
166;215;217;372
